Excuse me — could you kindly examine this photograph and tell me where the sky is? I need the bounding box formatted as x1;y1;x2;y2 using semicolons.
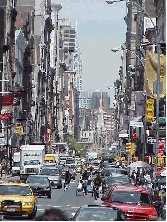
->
57;0;127;107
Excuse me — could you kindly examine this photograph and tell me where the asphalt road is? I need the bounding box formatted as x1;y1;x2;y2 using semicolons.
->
0;174;163;221
0;174;102;220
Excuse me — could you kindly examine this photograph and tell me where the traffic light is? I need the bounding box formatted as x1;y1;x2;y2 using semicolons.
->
126;142;132;153
47;129;51;135
146;98;154;122
16;126;20;134
16;126;24;135
131;143;135;154
19;126;24;135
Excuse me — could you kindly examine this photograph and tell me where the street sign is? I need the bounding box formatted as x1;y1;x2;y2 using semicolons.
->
130;121;143;127
147;137;156;144
119;134;129;138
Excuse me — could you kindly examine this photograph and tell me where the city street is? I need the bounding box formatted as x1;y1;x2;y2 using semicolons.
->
0;174;102;221
0;0;166;221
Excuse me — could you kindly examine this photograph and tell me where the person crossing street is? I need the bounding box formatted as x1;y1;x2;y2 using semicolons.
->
64;169;71;191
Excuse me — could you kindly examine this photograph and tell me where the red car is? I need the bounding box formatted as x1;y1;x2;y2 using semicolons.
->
102;185;157;221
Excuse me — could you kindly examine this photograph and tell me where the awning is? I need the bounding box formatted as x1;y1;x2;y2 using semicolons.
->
144;50;166;99
155;167;166;176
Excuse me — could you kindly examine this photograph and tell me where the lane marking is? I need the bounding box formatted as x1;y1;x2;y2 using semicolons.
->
38;205;80;209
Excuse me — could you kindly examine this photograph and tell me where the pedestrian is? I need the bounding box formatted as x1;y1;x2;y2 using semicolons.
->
130;170;136;184
150;164;154;183
154;190;163;217
161;189;166;220
35;208;70;220
64;169;70;191
90;165;93;177
136;168;140;185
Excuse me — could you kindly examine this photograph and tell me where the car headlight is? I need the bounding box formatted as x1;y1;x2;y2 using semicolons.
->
43;187;50;191
23;202;34;206
149;215;157;220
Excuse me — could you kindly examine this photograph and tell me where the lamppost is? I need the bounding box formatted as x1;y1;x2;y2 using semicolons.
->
111;45;148;161
108;0;161;171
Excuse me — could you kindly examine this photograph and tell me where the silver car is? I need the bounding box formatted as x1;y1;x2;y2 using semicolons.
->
40;167;62;189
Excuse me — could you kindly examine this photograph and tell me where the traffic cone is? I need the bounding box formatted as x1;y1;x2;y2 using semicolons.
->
5;170;6;175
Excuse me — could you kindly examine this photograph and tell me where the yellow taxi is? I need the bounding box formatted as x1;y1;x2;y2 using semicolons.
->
0;181;37;219
76;165;83;174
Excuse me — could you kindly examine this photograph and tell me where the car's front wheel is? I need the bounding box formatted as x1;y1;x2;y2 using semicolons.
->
48;192;51;198
28;206;37;220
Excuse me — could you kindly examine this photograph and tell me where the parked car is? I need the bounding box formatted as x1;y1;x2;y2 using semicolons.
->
40;167;62;189
73;205;127;221
102;185;157;221
26;175;52;198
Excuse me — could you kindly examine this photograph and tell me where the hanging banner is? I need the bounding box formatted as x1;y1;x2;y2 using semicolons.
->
0;113;12;120
132;129;139;140
2;95;14;106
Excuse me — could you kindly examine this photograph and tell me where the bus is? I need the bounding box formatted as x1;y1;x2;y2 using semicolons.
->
59;156;75;167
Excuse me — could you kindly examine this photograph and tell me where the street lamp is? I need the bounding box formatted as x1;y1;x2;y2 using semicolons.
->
108;0;161;171
111;45;148;162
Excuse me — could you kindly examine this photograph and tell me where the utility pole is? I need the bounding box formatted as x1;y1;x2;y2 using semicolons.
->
155;32;161;172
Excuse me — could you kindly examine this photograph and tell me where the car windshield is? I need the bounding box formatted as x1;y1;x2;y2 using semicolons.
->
40;168;59;175
74;208;119;221
24;160;40;165
111;177;129;183
0;185;32;196
66;159;75;164
111;191;153;206
27;176;49;184
45;164;56;167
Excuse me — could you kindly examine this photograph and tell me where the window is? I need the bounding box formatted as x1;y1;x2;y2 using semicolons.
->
111;191;153;206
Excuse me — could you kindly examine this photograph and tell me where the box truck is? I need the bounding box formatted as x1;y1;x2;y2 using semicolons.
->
20;145;45;181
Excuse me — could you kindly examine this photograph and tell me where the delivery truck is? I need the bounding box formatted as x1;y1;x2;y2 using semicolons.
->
12;152;20;176
20;144;45;181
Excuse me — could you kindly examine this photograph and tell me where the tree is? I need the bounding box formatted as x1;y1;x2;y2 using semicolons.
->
68;137;86;157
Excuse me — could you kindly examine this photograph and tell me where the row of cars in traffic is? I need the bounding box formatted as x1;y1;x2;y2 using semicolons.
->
98;162;158;221
0;160;102;220
0;163;68;220
0;157;160;221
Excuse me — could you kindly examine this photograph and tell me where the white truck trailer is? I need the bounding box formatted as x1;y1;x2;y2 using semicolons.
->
87;152;98;161
20;145;45;181
12;152;20;176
